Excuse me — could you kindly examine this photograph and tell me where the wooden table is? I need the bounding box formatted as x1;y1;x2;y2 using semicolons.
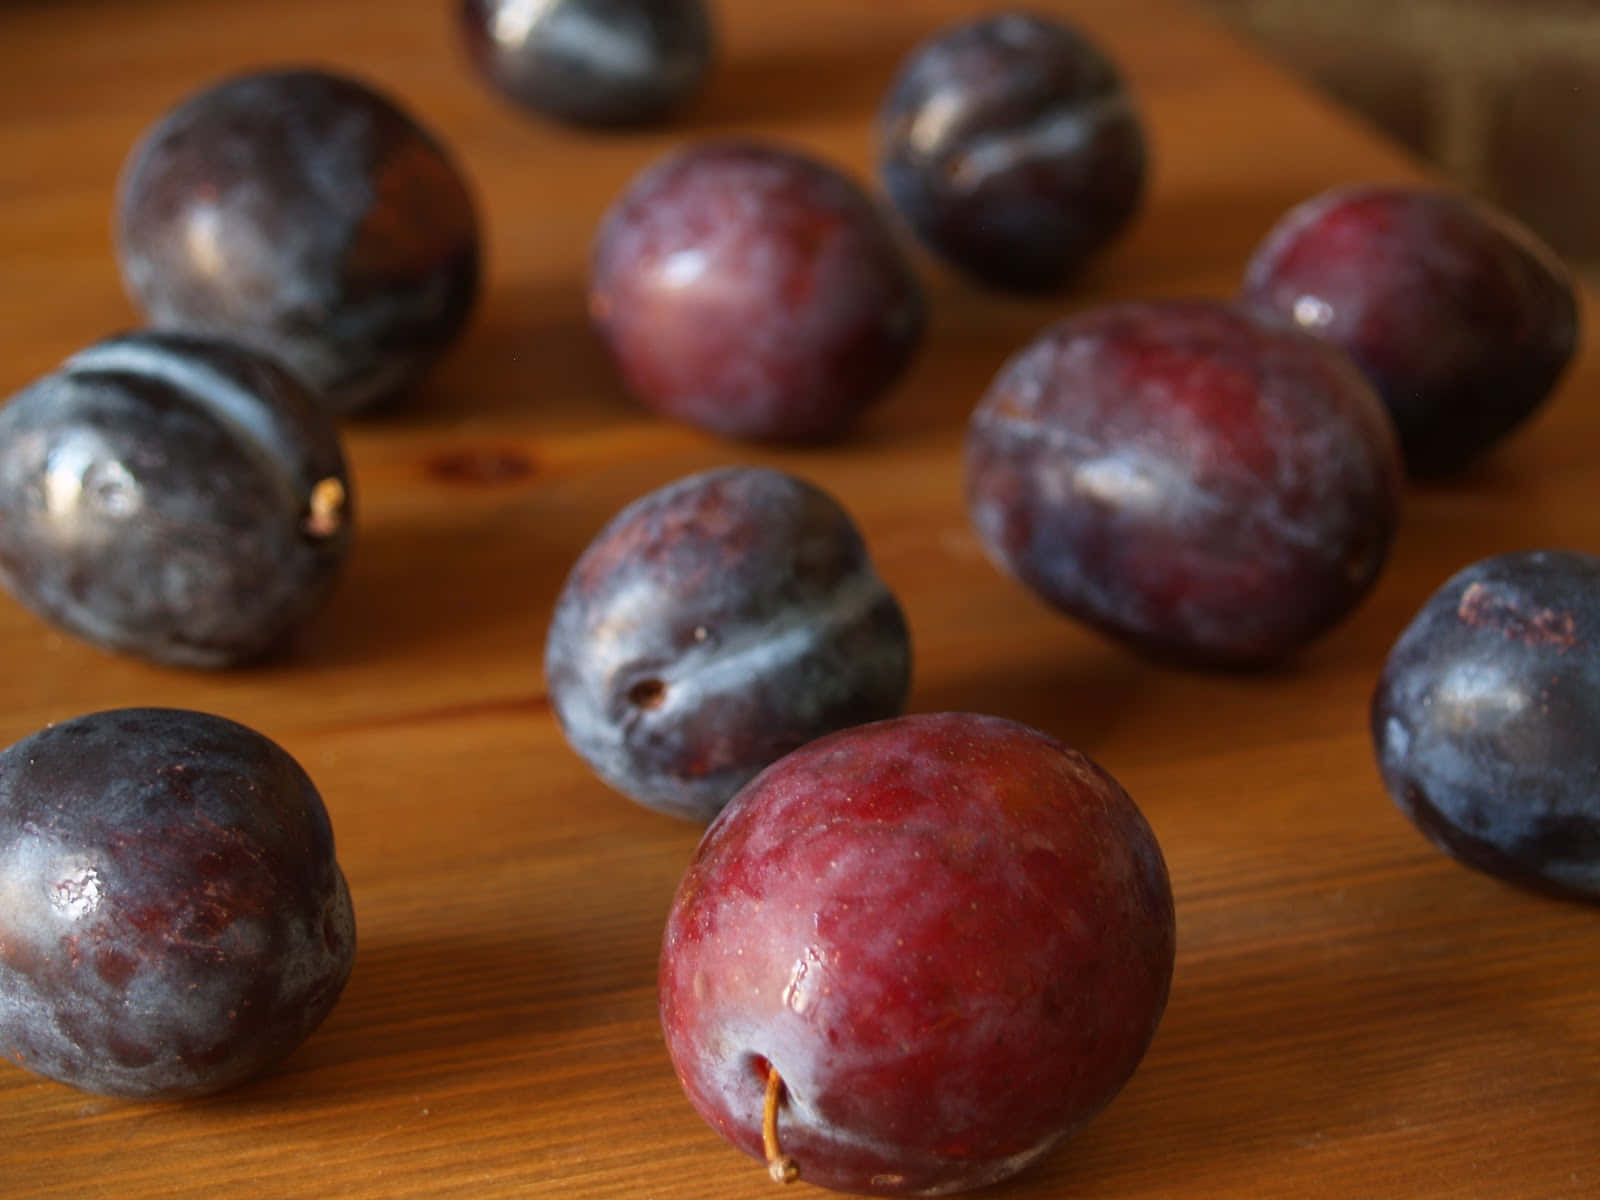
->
1;1;1595;1196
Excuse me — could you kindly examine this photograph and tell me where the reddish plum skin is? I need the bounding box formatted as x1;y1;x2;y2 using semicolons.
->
660;713;1175;1196
967;300;1403;667
589;142;925;441
879;11;1146;292
1241;185;1578;476
0;708;355;1099
544;467;911;823
117;69;481;416
1373;551;1600;901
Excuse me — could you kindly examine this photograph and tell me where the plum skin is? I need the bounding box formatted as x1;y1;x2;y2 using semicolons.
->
0;331;354;668
1241;184;1579;476
966;299;1404;667
116;67;480;416
878;11;1146;292
544;466;911;823
1373;551;1600;901
660;712;1175;1196
0;708;356;1099
460;0;713;127
589;141;925;441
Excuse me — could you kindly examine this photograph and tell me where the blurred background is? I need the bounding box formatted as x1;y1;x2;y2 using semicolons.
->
1204;0;1599;278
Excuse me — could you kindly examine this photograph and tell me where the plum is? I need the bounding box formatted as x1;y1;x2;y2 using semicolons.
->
460;0;713;127
589;141;925;441
116;68;480;416
0;708;355;1098
966;299;1403;667
544;466;910;823
1241;184;1579;476
1373;550;1600;901
660;712;1175;1196
0;331;353;668
878;11;1146;292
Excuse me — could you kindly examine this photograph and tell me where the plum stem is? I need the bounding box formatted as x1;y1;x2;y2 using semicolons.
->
303;477;346;538
762;1063;799;1184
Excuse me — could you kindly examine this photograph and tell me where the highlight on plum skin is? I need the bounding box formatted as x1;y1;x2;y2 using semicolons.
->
659;712;1175;1196
0;708;356;1099
1373;550;1600;902
543;466;912;823
1241;183;1579;477
966;298;1404;668
588;141;926;441
0;331;354;669
460;0;714;128
878;10;1147;293
116;67;481;417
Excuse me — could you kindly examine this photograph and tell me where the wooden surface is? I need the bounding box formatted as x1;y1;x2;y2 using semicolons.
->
1;1;1596;1197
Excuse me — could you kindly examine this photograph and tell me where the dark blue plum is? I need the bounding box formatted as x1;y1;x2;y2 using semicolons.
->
1373;550;1600;901
544;467;911;823
0;331;353;668
878;11;1146;292
116;68;480;415
461;0;713;127
0;708;356;1098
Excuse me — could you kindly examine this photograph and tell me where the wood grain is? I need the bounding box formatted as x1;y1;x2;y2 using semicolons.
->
1;2;1596;1197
